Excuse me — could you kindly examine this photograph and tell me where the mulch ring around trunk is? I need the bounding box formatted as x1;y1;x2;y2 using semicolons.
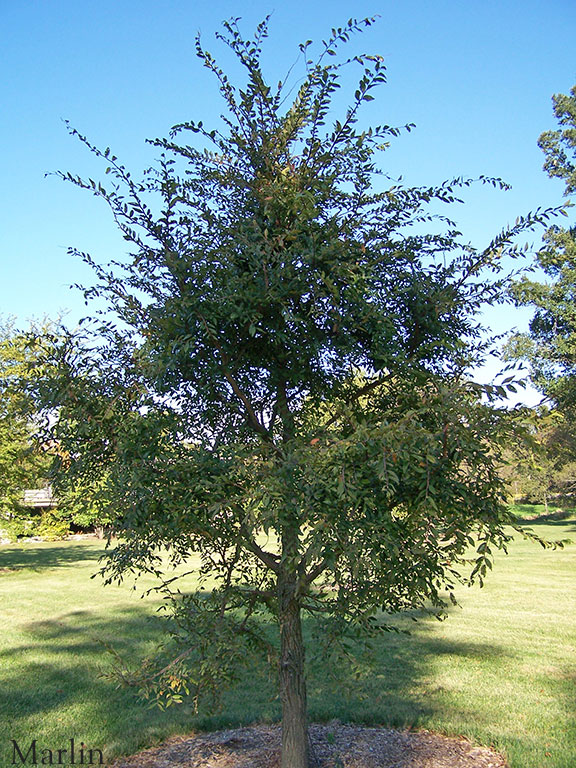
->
110;722;508;767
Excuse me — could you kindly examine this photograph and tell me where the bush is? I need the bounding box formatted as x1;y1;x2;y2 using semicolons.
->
34;511;70;541
0;508;70;542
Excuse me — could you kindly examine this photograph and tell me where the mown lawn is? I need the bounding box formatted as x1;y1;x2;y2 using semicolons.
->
0;516;574;768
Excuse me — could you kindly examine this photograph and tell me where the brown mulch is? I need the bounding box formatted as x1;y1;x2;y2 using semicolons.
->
110;723;508;767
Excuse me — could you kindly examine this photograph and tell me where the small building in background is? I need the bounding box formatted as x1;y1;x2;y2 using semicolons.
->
22;487;57;509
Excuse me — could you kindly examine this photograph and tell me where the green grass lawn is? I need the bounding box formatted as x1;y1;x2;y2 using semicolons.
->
0;517;574;768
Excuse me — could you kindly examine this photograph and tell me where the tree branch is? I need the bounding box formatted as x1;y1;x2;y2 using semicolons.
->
302;557;329;590
199;316;271;440
240;524;281;574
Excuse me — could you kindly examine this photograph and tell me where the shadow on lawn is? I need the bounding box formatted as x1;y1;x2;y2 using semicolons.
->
517;518;576;536
0;605;183;763
0;598;511;763
2;530;573;764
0;542;104;571
515;507;576;528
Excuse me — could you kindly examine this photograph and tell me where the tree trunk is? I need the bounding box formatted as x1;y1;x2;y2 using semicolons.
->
276;383;309;767
278;571;309;768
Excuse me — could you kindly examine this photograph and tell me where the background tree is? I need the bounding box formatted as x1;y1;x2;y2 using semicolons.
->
506;85;576;416
0;322;53;539
57;475;114;538
31;19;561;768
0;322;108;540
501;406;576;510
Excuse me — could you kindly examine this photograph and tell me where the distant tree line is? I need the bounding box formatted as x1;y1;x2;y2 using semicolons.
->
0;325;112;540
505;82;576;513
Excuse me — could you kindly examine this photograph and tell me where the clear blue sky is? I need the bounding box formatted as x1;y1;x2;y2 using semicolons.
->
1;0;575;402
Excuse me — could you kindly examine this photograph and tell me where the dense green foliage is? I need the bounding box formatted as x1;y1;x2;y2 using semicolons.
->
504;85;576;522
29;18;562;767
0;322;114;541
0;324;111;541
0;325;53;540
507;84;576;415
501;407;576;508
538;86;576;195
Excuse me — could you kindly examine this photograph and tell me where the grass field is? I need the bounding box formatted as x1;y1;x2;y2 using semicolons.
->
0;515;574;768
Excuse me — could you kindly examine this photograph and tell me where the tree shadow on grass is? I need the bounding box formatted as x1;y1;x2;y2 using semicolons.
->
1;542;574;766
0;599;513;760
0;605;192;765
302;617;512;731
0;542;104;571
513;509;574;525
520;520;576;534
2;599;574;766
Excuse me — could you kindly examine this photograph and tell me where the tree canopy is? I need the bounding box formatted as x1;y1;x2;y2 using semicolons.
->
501;406;576;509
30;18;562;768
0;323;53;539
507;84;576;416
